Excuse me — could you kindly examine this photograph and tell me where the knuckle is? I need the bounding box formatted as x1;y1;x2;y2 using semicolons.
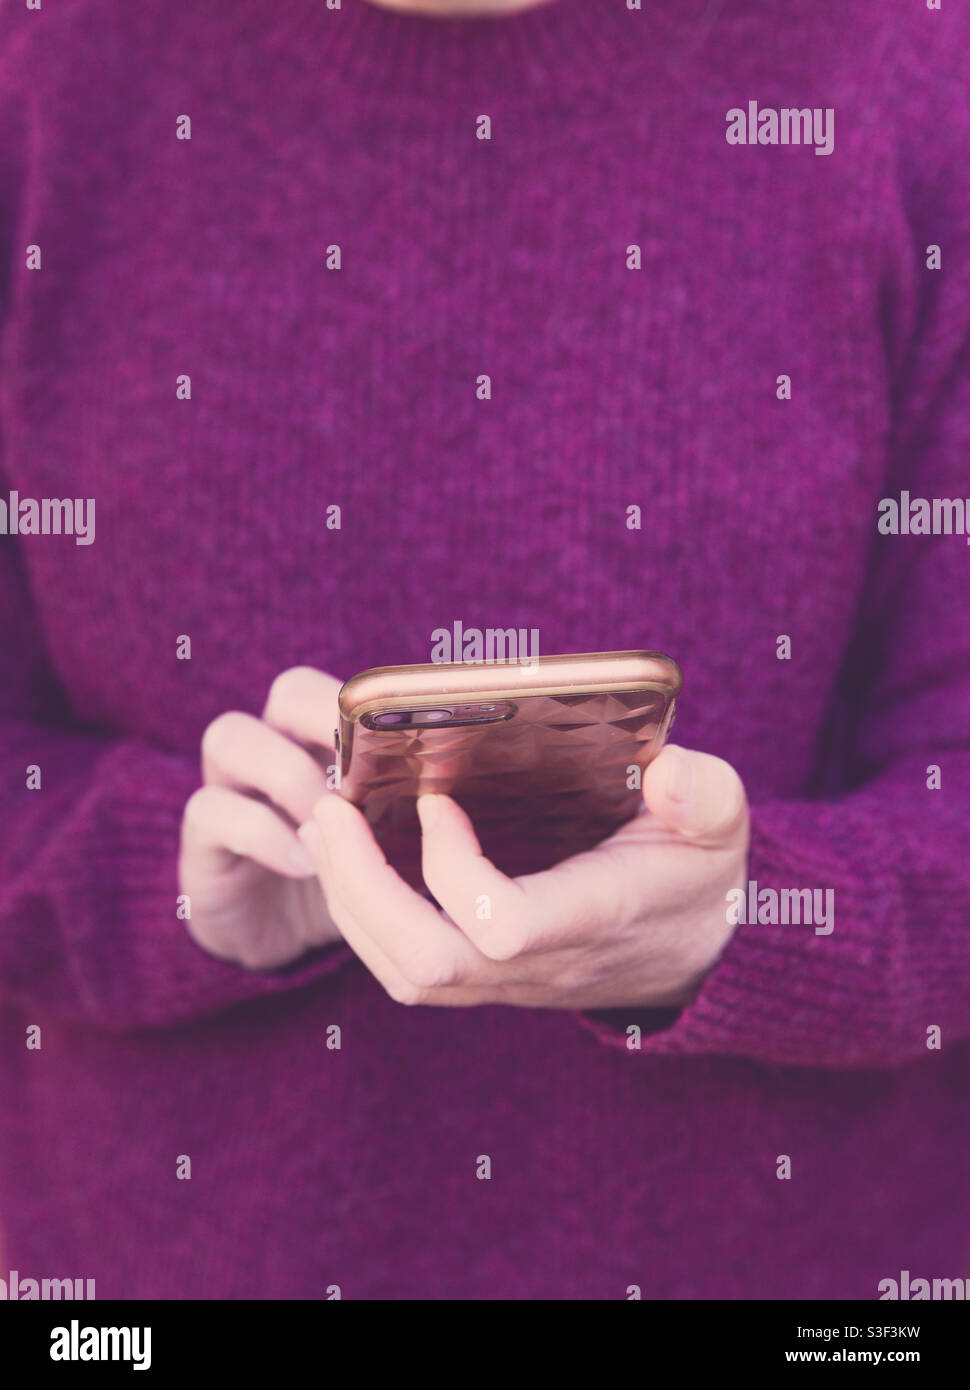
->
385;977;425;1007
265;666;316;715
200;710;250;764
182;785;215;832
478;928;526;962
385;952;461;1003
475;908;531;962
404;955;459;993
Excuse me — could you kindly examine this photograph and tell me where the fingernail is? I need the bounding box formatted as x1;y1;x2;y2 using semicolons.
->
288;839;317;875
666;747;694;804
416;794;441;832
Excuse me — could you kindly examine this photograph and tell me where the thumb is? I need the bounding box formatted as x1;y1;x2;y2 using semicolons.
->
642;745;749;846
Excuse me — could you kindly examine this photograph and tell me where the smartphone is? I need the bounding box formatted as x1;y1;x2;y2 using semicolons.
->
335;649;682;891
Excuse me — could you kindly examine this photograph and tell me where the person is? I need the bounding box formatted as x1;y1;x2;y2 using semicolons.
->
0;0;967;1300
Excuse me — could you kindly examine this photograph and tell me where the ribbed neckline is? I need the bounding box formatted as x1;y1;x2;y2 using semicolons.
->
239;0;675;101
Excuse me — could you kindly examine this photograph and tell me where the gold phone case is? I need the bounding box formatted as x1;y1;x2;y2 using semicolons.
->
336;650;682;891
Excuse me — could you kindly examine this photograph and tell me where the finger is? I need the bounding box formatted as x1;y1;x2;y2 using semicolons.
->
642;745;749;846
297;817;428;1004
418;793;630;959
301;795;485;1000
415;794;549;961
180;785;317;881
201;711;333;825
262;666;342;753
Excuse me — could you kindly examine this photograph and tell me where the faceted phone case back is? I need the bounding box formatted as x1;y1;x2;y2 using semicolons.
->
339;686;673;891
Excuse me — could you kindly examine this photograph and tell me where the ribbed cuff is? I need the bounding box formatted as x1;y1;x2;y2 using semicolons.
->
575;800;900;1068
1;731;357;1030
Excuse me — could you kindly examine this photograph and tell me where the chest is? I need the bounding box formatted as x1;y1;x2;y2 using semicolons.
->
6;82;888;791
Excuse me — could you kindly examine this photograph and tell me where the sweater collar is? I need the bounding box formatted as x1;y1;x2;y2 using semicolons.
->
243;0;666;102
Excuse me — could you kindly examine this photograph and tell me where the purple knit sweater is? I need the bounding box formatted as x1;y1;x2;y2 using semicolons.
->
1;0;968;1300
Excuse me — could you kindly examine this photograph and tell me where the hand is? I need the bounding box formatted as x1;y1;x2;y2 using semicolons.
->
297;745;749;1010
179;667;345;969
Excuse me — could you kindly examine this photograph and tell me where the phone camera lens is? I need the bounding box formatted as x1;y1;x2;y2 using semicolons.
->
374;712;406;727
420;709;451;723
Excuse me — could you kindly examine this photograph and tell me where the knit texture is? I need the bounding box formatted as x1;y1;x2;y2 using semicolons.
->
0;0;968;1298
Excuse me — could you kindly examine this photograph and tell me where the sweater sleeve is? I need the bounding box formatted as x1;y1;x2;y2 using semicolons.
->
580;18;970;1069
0;534;353;1030
0;36;352;1032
